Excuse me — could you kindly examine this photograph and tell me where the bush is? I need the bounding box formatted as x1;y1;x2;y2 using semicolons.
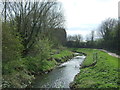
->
2;23;23;62
24;38;56;73
31;38;53;60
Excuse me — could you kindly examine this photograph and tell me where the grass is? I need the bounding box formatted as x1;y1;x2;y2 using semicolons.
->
70;48;119;88
77;48;98;66
2;48;74;88
69;48;98;66
52;49;73;62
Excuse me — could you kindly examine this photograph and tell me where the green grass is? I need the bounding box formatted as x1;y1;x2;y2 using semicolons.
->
69;48;98;66
77;48;98;66
71;48;119;88
52;49;73;62
2;48;74;88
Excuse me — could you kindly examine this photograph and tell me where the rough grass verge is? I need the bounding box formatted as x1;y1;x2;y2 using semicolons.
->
70;48;119;89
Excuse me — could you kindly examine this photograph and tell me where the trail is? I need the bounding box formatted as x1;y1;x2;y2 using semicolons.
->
99;49;120;58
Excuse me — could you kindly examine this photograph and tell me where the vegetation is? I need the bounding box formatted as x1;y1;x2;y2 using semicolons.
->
70;48;119;88
52;49;73;63
2;1;65;55
69;48;97;66
66;12;120;89
2;45;73;88
66;18;120;55
1;0;119;89
66;34;83;48
67;18;119;88
2;0;71;88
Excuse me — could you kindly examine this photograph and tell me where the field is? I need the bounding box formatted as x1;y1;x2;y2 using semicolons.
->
70;48;119;88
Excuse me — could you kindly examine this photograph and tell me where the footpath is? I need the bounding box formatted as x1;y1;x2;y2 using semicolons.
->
99;49;120;58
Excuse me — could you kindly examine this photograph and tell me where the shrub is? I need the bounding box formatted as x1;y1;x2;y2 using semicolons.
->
2;23;23;62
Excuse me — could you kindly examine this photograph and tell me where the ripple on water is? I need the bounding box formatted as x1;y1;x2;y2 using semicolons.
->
32;55;85;88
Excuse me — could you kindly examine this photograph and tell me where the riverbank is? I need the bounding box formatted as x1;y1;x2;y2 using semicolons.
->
2;48;75;88
99;49;120;58
31;55;85;88
70;48;119;89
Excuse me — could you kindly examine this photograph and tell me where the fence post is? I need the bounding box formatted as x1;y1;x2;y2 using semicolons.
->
93;52;98;62
93;53;95;61
95;53;98;61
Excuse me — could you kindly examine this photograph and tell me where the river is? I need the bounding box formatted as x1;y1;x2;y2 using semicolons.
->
31;54;86;88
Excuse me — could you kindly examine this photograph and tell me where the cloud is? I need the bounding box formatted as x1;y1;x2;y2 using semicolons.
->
59;0;119;38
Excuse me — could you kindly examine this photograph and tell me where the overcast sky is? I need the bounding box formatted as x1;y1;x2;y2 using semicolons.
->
59;0;119;39
0;0;119;40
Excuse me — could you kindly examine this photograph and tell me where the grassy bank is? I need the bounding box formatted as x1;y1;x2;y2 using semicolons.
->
2;48;74;88
52;49;74;63
70;48;119;88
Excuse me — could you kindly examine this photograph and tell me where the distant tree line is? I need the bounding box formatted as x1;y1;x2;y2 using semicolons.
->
66;34;84;48
66;18;120;55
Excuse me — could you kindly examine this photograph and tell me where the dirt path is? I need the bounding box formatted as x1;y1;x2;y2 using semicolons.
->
99;49;120;58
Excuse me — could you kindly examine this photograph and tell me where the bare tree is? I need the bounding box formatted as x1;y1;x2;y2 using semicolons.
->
2;0;65;55
67;34;82;42
98;18;117;40
67;35;73;41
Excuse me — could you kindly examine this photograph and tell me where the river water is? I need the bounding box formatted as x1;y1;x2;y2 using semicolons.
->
32;54;86;88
